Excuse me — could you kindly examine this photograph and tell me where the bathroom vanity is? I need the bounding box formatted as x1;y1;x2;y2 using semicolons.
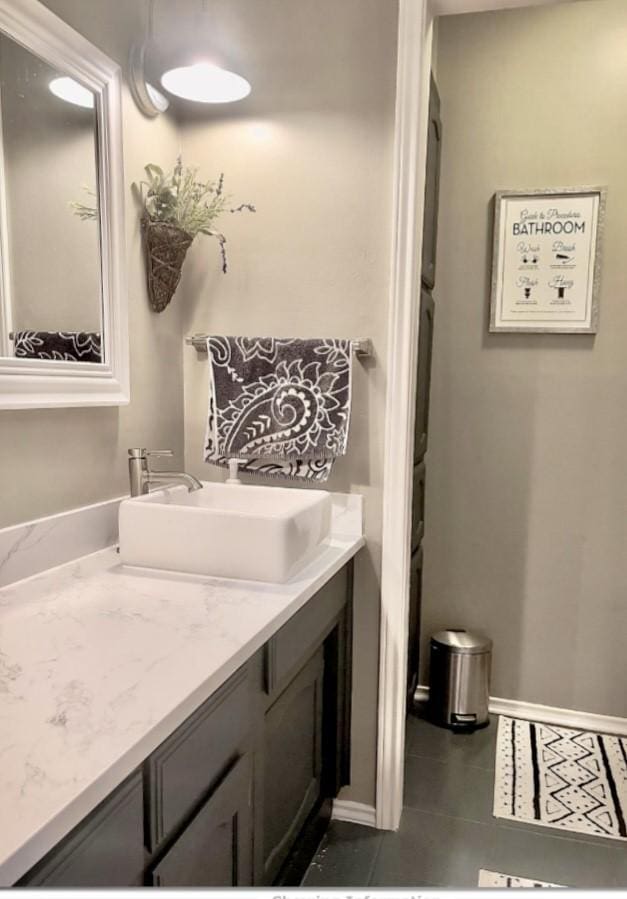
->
0;494;363;887
18;567;351;887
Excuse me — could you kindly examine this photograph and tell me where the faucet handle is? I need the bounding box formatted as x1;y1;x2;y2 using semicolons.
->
128;448;173;459
145;449;173;470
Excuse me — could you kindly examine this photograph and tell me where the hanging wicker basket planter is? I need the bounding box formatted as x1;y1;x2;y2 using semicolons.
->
134;159;255;313
141;215;194;313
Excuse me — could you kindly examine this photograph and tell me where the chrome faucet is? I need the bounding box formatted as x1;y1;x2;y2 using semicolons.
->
128;448;203;497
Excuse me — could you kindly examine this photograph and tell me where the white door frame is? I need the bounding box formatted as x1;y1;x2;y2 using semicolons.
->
376;0;566;832
375;0;433;831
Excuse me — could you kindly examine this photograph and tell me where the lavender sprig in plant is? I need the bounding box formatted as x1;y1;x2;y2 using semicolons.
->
133;157;254;273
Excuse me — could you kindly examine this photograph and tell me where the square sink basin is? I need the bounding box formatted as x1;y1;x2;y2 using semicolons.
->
118;482;332;583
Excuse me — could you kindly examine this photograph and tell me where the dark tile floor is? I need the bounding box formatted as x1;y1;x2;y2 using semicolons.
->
303;711;627;888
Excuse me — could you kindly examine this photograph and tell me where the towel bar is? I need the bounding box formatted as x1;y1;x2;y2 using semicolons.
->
185;335;373;357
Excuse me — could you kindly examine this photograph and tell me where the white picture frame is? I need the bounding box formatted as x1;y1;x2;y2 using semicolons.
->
489;186;606;335
0;0;129;409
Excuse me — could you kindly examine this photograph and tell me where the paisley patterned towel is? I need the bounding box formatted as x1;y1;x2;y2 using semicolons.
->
204;337;353;481
12;330;102;363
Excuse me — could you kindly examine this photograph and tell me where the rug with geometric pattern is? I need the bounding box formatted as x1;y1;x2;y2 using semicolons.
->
479;870;564;888
494;716;627;841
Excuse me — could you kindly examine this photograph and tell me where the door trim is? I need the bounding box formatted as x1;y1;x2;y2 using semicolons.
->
376;0;566;833
376;0;434;832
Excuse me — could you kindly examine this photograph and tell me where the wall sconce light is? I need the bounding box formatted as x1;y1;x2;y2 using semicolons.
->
160;61;250;104
129;0;250;117
129;39;170;118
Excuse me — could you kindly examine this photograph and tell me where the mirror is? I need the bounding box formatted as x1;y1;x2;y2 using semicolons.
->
0;0;128;408
0;37;102;362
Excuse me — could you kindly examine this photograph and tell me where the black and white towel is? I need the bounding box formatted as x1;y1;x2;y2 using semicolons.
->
13;331;102;363
204;337;352;481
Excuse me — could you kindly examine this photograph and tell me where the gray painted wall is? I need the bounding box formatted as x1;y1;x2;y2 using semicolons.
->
177;0;398;805
0;0;185;528
422;0;627;717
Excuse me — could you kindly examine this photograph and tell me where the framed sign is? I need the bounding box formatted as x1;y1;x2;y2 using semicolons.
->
489;186;606;334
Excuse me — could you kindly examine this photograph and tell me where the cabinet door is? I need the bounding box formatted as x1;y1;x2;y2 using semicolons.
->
145;663;251;852
411;461;426;552
264;566;347;699
19;770;144;887
414;289;435;462
406;545;424;705
421;74;442;289
262;647;324;884
151;754;253;887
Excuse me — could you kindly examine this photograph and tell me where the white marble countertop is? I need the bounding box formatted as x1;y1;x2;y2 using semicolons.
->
0;495;363;885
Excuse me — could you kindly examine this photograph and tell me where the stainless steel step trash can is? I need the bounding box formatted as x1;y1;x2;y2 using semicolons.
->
428;629;492;731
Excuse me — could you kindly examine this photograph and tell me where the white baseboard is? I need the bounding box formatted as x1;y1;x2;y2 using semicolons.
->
331;799;377;828
414;685;627;737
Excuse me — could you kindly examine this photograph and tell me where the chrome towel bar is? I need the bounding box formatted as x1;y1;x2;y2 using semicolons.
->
184;335;373;357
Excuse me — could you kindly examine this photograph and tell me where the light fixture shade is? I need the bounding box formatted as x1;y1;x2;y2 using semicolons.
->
48;76;94;109
161;62;250;103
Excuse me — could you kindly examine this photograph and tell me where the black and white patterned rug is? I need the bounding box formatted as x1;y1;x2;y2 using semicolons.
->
479;870;563;888
494;716;627;841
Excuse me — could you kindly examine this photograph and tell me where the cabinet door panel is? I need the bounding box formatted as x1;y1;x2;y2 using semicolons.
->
411;461;426;551
20;770;144;887
421;74;442;289
265;567;346;698
262;647;324;884
414;289;435;462
145;664;250;851
151;754;253;887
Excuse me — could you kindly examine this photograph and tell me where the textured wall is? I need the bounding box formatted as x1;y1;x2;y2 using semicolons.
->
0;0;185;528
178;0;398;805
423;0;627;717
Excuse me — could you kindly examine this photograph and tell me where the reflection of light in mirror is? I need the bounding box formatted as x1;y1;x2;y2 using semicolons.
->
146;82;170;113
48;76;94;109
161;62;251;103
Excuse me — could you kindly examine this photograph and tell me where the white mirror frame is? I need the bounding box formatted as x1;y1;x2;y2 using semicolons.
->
0;0;129;409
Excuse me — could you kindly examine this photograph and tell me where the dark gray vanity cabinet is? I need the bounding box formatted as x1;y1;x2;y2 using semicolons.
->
262;647;324;884
144;662;254;854
150;754;253;887
17;561;353;888
257;564;351;885
18;771;145;887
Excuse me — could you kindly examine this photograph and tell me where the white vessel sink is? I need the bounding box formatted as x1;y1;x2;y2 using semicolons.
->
118;482;332;583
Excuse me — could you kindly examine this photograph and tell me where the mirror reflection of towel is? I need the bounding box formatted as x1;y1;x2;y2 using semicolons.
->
12;330;102;363
204;337;353;482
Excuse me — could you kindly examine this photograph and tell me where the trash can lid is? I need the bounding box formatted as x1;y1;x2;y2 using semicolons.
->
431;629;492;654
